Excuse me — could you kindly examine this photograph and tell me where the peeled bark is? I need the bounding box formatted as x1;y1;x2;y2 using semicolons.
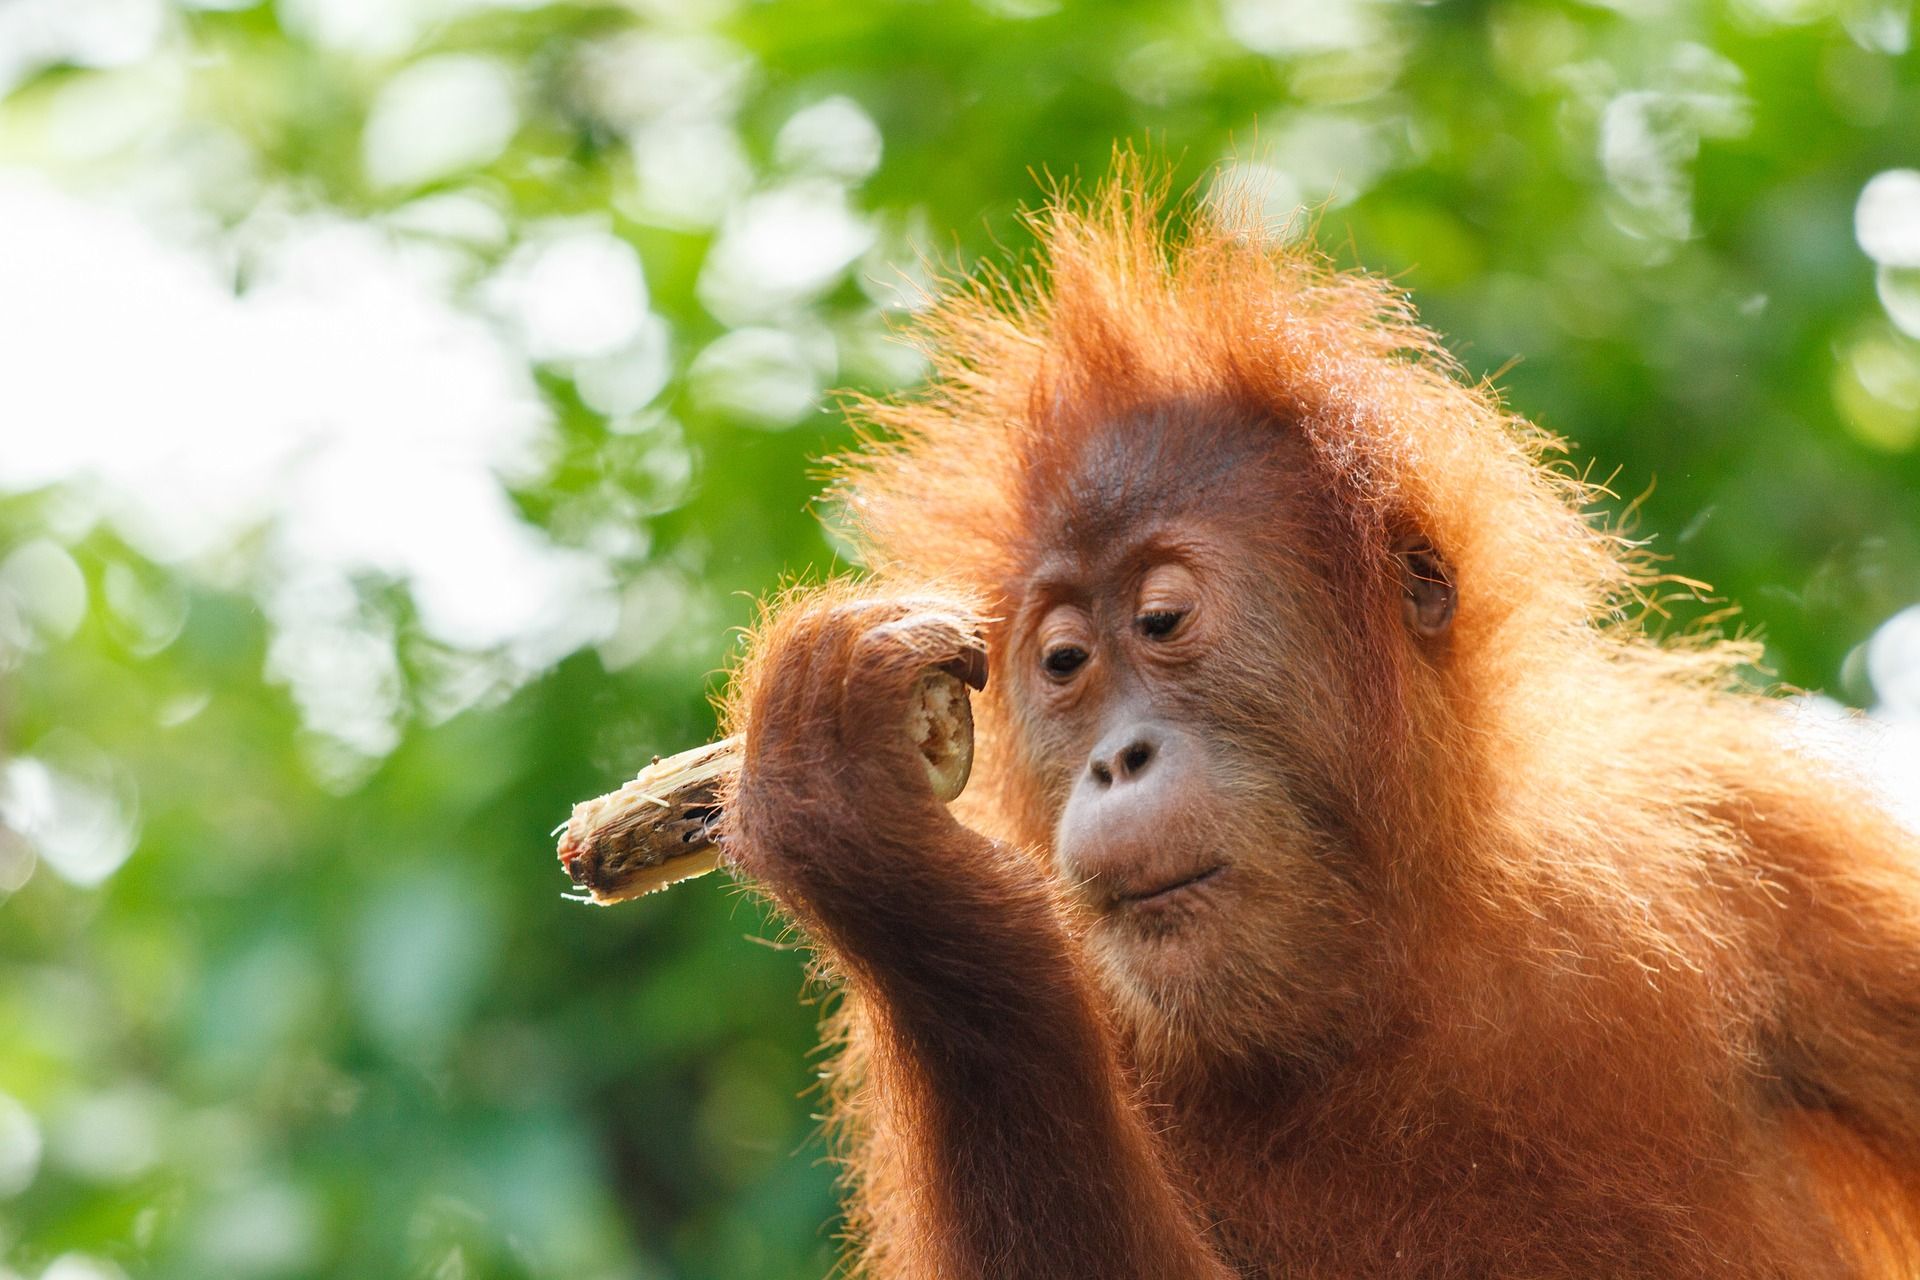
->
556;669;975;904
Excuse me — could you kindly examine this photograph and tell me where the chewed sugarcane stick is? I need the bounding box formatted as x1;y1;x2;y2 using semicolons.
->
556;665;979;905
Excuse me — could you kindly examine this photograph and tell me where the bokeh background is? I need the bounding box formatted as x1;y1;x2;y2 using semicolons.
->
0;0;1916;1276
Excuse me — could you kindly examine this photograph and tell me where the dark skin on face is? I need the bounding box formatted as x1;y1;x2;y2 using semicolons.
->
1030;538;1308;1049
1042;554;1230;914
989;411;1454;1066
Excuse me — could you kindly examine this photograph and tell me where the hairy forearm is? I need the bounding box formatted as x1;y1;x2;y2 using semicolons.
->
716;586;1233;1277
747;822;1232;1280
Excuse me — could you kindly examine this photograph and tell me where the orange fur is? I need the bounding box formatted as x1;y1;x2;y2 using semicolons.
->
721;159;1920;1278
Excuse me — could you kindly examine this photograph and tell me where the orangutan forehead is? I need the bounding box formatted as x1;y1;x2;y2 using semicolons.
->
1026;401;1289;554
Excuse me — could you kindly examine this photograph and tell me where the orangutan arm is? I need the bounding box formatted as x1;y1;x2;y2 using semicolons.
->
722;585;1234;1280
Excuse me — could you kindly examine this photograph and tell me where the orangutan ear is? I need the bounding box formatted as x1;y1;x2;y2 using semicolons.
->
1393;534;1455;639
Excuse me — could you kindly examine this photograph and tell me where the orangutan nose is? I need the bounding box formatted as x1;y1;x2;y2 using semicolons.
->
1087;727;1160;788
1056;718;1215;898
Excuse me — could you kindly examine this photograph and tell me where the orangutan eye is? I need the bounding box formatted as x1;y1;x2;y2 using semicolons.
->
1043;645;1089;678
1137;609;1185;639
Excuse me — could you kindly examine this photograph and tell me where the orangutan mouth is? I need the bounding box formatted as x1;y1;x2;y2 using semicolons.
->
1114;863;1226;911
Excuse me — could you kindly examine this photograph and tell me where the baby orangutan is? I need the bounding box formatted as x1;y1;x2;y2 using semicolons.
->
564;172;1920;1278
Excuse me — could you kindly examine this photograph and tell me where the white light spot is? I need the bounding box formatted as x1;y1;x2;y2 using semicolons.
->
190;1182;321;1277
487;225;648;362
0;540;87;641
1601;92;1690;237
157;691;211;729
49;1086;162;1183
0;1093;43;1199
1856;170;1920;268
363;55;519;191
690;327;826;427
1784;696;1920;835
1833;328;1920;452
603;414;695;514
40;1255;129;1280
1844;0;1910;53
1223;0;1379;54
385;190;510;251
599;567;688;670
275;0;425;54
43;52;190;167
102;562;188;656
1876;266;1920;338
570;31;753;132
975;0;1061;14
1598;46;1749;241
263;576;403;764
698;181;875;322
0;828;34;894
0;757;138;888
1793;603;1920;835
775;97;883;182
1868;603;1920;718
1729;0;1829;24
1583;0;1679;15
1251;115;1392;209
1206;161;1306;234
625;120;754;230
572;315;672;416
0;0;167;95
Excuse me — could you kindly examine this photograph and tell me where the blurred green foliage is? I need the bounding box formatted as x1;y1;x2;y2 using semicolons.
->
0;1;1916;1277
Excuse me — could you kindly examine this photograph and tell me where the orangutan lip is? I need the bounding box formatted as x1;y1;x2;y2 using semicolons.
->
1114;863;1225;907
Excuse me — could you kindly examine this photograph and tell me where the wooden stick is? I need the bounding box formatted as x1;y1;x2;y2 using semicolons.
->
556;736;739;904
556;669;975;905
